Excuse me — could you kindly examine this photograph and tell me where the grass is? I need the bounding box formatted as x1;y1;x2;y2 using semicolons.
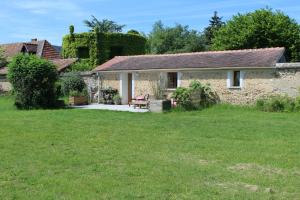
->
0;96;299;199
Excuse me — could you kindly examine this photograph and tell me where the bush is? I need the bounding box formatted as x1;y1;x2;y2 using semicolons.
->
256;95;296;112
60;72;86;96
113;94;122;105
69;59;94;72
172;80;219;110
8;54;58;109
69;89;88;97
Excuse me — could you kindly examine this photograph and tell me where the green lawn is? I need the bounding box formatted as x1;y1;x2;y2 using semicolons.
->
0;96;299;199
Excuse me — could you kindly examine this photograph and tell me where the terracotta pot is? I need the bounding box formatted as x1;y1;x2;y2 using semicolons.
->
69;96;88;106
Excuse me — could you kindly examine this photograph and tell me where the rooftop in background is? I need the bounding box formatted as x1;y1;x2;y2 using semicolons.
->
0;39;77;74
95;47;286;72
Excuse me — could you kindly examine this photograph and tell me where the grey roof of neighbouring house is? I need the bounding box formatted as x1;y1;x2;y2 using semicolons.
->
94;47;286;72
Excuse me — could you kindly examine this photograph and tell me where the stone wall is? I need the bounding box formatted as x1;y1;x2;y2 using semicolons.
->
181;69;276;104
83;67;300;105
134;72;160;98
0;77;11;92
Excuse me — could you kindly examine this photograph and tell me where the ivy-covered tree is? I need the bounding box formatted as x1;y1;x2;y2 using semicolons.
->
83;15;125;32
212;8;300;61
148;21;206;54
0;47;7;68
204;11;224;46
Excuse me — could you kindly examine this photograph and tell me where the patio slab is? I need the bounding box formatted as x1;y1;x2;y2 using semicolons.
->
72;104;149;113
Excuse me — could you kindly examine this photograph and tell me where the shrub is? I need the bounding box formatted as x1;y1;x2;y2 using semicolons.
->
69;89;88;97
113;94;122;105
172;80;219;110
69;59;93;72
8;54;58;109
60;72;86;96
256;95;296;112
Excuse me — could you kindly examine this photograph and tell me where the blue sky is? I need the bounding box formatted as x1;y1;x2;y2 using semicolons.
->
1;0;300;45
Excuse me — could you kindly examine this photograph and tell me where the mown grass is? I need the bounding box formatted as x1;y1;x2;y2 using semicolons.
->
0;96;299;199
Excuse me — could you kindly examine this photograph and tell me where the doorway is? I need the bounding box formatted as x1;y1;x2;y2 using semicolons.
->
128;73;132;103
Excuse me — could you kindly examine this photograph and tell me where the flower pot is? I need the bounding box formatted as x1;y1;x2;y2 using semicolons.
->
69;96;88;106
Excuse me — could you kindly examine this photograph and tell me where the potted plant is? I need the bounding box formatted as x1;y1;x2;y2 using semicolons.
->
113;94;122;105
69;90;88;105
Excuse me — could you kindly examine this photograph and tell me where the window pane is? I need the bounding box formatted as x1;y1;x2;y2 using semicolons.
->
233;71;240;87
167;72;177;89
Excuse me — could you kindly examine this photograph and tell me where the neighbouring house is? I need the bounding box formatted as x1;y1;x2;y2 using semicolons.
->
84;47;300;105
0;39;77;91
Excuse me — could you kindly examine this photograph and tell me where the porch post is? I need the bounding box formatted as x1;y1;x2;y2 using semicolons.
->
97;72;100;103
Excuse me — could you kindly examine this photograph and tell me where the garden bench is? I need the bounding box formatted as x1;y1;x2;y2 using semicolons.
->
129;94;150;109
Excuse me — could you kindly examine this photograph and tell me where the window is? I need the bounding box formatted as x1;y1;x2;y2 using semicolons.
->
167;72;178;89
77;47;90;58
227;70;243;88
233;71;240;87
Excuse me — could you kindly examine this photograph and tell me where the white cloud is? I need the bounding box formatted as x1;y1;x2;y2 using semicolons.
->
11;0;86;16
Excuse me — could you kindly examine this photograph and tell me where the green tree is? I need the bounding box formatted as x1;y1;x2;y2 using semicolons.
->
0;47;7;68
83;15;125;32
212;8;300;61
148;21;206;54
204;11;224;46
127;29;140;35
8;54;58;109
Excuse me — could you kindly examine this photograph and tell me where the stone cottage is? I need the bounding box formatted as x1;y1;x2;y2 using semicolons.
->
88;47;300;105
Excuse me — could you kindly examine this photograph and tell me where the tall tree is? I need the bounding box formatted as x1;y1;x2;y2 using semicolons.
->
212;8;300;61
148;21;206;54
83;15;125;32
0;47;7;68
204;11;224;46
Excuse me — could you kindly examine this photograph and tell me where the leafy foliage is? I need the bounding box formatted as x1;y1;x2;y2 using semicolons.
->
8;54;58;109
172;80;219;110
147;21;206;54
256;95;300;112
83;16;125;32
127;29;140;35
69;89;88;97
113;94;122;105
212;8;300;61
204;11;225;46
60;72;86;96
68;59;93;72
0;47;7;68
62;31;146;68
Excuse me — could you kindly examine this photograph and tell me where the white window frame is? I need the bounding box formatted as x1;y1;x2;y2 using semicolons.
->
227;70;244;88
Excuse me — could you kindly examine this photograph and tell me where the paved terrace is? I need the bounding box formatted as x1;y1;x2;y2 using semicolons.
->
72;104;149;113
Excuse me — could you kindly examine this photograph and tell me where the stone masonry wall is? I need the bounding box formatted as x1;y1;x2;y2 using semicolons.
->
82;68;300;105
134;72;160;97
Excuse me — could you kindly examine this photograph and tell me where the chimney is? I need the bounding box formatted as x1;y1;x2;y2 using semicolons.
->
31;38;38;42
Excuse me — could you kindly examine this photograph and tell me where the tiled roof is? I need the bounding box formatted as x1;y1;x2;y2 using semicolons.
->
0;43;24;59
0;40;61;60
0;58;77;75
95;47;285;72
50;58;78;72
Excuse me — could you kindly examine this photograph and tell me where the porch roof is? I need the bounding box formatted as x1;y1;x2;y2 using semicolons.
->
94;47;285;72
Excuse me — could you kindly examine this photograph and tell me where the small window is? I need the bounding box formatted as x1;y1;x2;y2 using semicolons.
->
167;72;178;89
77;47;90;58
233;71;240;87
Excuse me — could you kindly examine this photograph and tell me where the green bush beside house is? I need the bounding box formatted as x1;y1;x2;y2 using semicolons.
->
8;54;58;109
